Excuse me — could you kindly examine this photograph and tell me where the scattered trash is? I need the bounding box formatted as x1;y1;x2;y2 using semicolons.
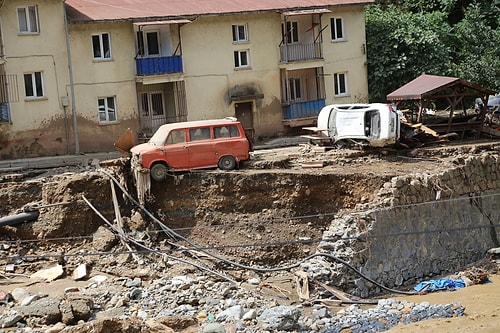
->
414;278;466;293
0;291;13;304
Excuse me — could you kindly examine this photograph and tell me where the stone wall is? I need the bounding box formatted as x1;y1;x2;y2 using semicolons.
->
303;152;500;297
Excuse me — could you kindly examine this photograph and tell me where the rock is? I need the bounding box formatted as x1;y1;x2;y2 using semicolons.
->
242;309;257;321
11;288;29;303
155;315;198;331
30;264;64;282
145;319;175;332
44;322;66;333
18;297;62;325
1;310;23;328
92;226;118;252
202;322;226;333
21;294;41;306
73;263;88;280
257;305;301;331
215;305;244;322
68;296;93;321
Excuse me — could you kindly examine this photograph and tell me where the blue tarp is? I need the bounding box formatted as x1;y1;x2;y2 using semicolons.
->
413;278;466;292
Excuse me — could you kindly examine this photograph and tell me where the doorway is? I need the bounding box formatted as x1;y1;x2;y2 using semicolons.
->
234;101;254;140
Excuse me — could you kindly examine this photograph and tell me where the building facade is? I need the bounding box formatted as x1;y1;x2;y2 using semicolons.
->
0;0;373;159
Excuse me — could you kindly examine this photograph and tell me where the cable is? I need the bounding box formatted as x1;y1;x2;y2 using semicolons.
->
97;169;420;295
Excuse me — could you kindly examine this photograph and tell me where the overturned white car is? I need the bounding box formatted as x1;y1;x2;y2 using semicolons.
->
304;103;401;148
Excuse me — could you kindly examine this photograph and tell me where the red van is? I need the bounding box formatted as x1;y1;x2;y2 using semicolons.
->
130;117;251;181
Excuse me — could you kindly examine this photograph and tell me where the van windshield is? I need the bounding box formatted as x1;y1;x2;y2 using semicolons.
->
149;126;170;146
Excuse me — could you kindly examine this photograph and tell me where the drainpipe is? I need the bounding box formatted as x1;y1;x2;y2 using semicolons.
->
63;0;80;154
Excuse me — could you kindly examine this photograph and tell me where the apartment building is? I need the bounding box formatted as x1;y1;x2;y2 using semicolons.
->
0;0;373;158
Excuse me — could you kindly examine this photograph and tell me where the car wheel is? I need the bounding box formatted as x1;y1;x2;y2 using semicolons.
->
150;163;169;181
218;156;236;171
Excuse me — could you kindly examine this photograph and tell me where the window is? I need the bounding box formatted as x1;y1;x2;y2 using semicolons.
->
140;92;164;117
334;72;348;96
234;50;250;68
167;129;185;144
17;5;39;34
24;71;44;98
330;18;344;41
214;125;241;138
289;78;302;101
232;24;248;42
282;21;299;44
98;96;117;123
92;33;111;60
189;127;211;141
137;31;160;56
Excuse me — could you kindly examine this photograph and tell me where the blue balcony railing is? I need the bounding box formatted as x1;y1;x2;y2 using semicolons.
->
136;56;183;75
283;99;325;119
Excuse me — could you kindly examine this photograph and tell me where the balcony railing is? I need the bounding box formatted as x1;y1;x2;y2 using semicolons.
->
280;43;322;63
136;56;183;75
283;99;325;119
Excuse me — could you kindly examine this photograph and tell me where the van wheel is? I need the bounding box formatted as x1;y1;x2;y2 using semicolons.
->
150;163;168;181
218;156;236;171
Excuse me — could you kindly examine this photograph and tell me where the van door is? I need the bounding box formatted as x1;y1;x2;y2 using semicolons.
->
164;129;190;169
187;127;216;168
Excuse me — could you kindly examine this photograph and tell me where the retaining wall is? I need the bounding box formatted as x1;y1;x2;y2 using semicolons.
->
303;152;500;297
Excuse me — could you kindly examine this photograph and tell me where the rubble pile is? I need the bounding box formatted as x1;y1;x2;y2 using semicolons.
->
0;269;466;333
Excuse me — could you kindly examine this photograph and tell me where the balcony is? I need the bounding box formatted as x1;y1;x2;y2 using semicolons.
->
283;99;325;120
136;56;183;76
280;43;322;63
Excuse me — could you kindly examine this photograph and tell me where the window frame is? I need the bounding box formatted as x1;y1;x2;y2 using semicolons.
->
330;17;345;41
139;91;165;117
17;5;39;34
334;72;349;96
289;78;302;101
232;24;249;43
23;71;44;99
98;96;118;123
137;30;160;57
282;21;299;44
233;50;250;69
92;33;112;60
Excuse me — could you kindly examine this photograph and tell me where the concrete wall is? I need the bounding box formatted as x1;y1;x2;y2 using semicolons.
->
0;0;71;158
181;13;284;137
323;5;369;104
304;150;500;297
67;22;140;153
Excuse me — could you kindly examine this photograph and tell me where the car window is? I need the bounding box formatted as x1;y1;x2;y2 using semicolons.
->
189;127;211;141
166;129;185;144
214;125;241;138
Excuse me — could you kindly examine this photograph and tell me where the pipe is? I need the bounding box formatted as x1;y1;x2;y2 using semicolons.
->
0;210;40;227
63;1;80;154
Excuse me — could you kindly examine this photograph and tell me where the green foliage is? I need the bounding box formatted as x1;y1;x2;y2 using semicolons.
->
366;1;500;102
366;5;452;102
450;5;500;90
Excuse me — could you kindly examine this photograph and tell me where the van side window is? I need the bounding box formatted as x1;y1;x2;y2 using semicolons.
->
167;129;185;144
215;125;241;138
189;127;211;141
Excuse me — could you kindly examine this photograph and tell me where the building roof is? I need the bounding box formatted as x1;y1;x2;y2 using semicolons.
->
386;74;494;101
65;0;374;23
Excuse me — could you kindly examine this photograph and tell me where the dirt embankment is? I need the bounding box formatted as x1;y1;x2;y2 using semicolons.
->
1;141;493;270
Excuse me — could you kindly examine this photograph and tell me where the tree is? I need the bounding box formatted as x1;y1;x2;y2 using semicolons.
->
365;5;452;102
451;4;500;91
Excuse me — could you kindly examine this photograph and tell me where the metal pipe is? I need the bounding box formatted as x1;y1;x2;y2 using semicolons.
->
0;210;40;227
63;1;80;154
